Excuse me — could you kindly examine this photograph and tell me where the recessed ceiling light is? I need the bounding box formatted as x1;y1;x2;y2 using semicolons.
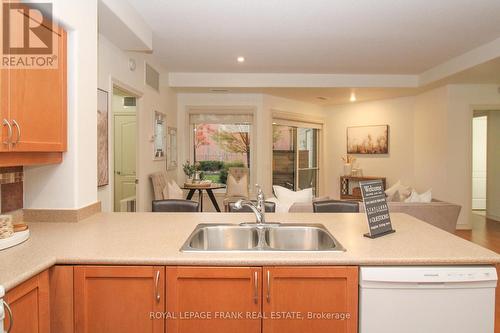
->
237;56;245;63
350;91;357;102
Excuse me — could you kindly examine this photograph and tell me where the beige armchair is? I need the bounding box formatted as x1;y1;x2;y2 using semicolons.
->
150;171;168;200
223;167;249;211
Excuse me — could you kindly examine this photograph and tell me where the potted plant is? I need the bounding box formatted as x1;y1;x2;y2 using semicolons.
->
183;161;204;183
183;161;195;183
341;155;356;176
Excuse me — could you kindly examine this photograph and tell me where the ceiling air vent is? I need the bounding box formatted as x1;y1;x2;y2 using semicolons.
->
210;88;230;93
145;63;160;92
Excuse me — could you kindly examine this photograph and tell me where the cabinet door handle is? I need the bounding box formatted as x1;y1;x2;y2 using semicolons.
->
266;270;271;303
154;270;161;303
11;120;20;145
253;271;258;304
3;300;13;333
2;119;12;146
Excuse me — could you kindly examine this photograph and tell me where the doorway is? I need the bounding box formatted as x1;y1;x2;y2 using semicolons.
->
472;115;487;213
113;87;138;212
471;109;500;222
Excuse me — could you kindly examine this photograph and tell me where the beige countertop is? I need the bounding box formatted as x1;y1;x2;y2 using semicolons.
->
0;212;499;291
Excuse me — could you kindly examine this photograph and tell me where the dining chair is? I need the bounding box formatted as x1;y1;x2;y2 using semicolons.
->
228;200;276;213
312;200;360;213
152;199;199;212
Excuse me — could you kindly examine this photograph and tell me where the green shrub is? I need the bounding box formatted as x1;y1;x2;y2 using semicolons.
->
198;160;224;171
219;161;245;184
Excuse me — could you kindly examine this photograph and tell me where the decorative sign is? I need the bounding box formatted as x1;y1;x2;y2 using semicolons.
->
359;180;395;238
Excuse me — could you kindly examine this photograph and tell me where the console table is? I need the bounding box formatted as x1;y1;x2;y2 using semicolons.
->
340;176;386;201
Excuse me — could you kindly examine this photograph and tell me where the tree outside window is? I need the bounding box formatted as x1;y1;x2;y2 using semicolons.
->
193;123;251;184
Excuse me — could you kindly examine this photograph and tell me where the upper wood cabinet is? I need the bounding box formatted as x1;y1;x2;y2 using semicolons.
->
74;266;165;333
1;11;67;166
4;270;50;333
166;266;262;333
263;266;359;333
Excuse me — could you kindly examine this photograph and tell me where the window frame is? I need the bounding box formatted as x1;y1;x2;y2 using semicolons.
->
272;111;324;196
186;106;257;193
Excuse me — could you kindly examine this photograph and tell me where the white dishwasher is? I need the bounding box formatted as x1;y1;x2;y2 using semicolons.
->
359;266;497;333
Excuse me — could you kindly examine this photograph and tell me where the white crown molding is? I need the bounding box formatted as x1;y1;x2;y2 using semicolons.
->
168;72;419;88
419;37;500;86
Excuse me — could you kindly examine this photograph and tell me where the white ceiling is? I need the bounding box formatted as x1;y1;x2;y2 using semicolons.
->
127;0;500;74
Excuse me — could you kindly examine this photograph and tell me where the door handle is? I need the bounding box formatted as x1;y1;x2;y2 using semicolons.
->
11;120;20;146
3;300;13;333
266;270;271;303
2;119;12;146
253;271;258;304
154;270;161;303
116;171;121;175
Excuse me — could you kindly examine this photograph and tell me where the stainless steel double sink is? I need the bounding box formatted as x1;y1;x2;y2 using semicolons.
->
180;223;346;252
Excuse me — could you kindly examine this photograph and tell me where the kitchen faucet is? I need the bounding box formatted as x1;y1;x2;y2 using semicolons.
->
235;184;266;225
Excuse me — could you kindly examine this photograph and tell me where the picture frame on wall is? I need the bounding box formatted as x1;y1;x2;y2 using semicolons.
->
167;127;178;170
347;125;389;154
97;88;109;187
153;111;167;161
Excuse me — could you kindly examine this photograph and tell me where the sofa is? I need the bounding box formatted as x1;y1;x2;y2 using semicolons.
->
289;199;461;233
362;199;461;233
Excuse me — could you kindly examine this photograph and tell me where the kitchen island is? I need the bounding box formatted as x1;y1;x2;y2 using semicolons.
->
0;212;499;333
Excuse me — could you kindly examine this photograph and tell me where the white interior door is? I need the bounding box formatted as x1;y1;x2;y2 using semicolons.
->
472;116;487;210
114;114;137;212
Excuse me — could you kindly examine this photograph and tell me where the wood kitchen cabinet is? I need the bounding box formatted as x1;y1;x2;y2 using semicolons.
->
1;12;67;166
263;266;358;333
74;266;165;333
4;270;50;333
166;266;262;333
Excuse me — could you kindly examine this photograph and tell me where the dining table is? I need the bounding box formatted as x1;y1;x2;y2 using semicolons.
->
182;183;226;212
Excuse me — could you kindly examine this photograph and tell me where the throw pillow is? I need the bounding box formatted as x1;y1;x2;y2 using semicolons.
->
226;174;249;198
266;197;289;213
405;189;432;203
385;180;401;200
167;180;184;200
273;185;313;212
385;180;412;202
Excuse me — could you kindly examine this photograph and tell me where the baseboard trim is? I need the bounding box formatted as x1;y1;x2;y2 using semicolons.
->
486;214;500;222
23;201;101;223
455;224;472;230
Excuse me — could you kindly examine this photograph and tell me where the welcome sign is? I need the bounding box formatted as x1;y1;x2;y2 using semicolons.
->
359;180;395;238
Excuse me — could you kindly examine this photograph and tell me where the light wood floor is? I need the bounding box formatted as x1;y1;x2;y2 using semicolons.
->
455;213;500;333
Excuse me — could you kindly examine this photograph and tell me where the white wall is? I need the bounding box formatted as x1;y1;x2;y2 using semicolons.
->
24;0;98;210
413;84;500;228
97;34;177;212
413;86;449;199
323;96;416;198
487;111;500;221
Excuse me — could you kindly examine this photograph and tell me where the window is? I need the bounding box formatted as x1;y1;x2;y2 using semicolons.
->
272;121;320;195
190;113;253;184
